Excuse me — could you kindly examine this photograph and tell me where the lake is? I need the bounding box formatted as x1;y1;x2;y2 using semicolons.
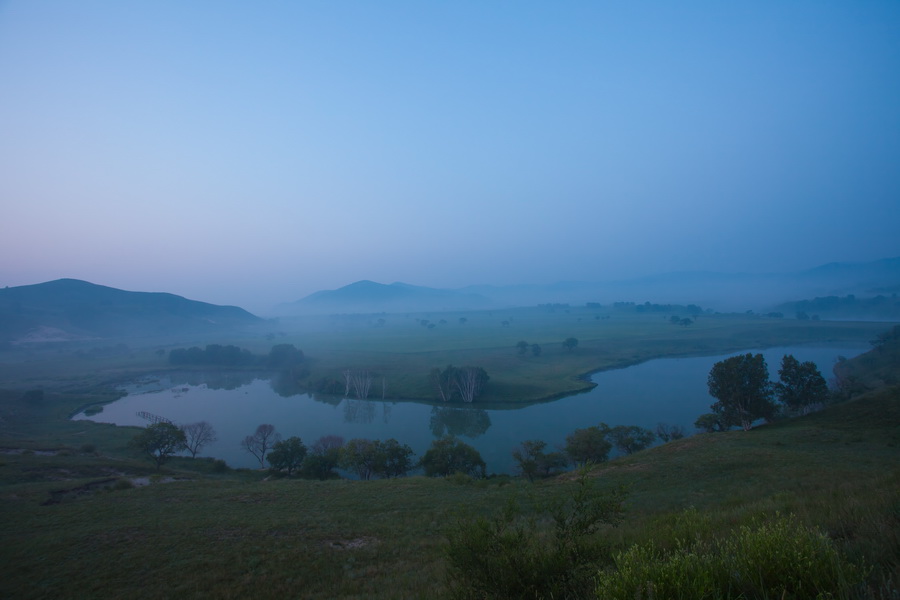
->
73;344;865;474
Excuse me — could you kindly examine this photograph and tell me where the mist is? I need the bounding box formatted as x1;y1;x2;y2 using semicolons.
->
1;2;898;313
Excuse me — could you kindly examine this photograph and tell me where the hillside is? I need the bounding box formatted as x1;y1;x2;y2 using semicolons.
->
278;280;494;314
277;257;900;315
0;279;263;343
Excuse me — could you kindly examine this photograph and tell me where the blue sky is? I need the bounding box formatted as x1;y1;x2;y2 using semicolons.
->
2;1;898;311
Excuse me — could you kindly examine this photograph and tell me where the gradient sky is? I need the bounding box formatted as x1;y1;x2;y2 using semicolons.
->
2;1;898;312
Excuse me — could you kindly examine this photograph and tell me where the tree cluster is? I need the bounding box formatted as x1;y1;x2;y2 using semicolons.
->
697;353;830;432
513;422;660;481
430;365;490;403
338;438;415;480
168;343;306;371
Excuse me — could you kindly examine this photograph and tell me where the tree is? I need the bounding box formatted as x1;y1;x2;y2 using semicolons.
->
565;426;612;466
241;424;280;468
605;425;655;455
374;438;415;478
302;435;344;480
775;354;829;414
516;340;530;355
531;343;542;357
339;438;380;480
266;343;304;368
655;422;685;443
431;365;457;402
453;366;489;403
512;440;567;481
694;413;726;433
431;365;490;403
267;436;307;475
707;353;776;431
420;437;486;478
180;421;217;458
562;337;579;352
131;422;187;470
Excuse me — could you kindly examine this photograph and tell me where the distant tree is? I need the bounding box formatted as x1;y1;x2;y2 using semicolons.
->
266;343;304;368
420;437;486;478
562;337;579;352
267;436;307;475
605;425;655;455
459;317;467;325
339;438;380;480
373;438;415;478
431;365;490;403
131;422;187;470
655;422;685;443
531;343;542;357
180;421;217;458
694;413;726;433
565;425;612;466
241;424;280;468
516;340;530;355
453;366;489;403
707;353;775;431
431;365;458;402
796;311;810;320
775;355;829;414
670;315;682;324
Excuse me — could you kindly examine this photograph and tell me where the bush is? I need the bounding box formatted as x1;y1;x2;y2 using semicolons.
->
595;514;866;599
444;469;625;599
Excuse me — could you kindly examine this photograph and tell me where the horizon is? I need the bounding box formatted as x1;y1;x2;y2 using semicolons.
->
2;2;898;313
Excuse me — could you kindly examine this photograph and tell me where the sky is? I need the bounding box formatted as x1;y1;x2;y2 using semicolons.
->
1;1;899;312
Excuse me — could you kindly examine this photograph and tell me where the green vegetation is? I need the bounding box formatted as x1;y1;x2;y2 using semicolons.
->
0;314;897;598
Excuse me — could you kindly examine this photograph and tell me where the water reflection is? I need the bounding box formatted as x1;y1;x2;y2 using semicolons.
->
343;398;377;424
75;344;866;474
429;406;491;438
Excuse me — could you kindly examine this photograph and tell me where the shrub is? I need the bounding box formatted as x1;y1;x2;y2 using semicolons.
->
444;469;625;599
595;514;866;599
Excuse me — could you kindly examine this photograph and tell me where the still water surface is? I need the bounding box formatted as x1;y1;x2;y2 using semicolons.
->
74;345;864;474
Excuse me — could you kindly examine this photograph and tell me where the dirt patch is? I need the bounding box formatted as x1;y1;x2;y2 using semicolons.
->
326;537;378;550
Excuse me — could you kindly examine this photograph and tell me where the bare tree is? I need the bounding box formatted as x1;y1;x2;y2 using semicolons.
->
453;366;489;403
343;369;352;397
350;370;373;399
181;421;217;458
241;424;281;468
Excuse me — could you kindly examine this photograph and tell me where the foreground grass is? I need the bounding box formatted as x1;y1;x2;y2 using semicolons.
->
1;384;897;599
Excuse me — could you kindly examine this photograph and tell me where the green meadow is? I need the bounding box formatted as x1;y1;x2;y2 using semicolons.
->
0;310;897;598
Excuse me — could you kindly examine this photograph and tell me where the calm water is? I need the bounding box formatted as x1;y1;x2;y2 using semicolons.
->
73;345;864;474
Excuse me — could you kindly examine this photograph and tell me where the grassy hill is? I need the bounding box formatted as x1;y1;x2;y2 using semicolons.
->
0;333;897;598
0;279;263;344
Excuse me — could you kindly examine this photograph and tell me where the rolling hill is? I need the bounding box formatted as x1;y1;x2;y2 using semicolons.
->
0;279;263;343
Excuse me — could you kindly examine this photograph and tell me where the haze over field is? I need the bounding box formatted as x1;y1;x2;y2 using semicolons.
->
2;2;899;313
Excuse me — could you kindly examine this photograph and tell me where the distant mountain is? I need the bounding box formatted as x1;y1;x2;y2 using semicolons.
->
278;258;900;315
0;279;262;343
277;280;494;315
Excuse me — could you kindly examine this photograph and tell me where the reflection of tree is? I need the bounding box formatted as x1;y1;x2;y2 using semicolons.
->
343;399;376;424
429;406;491;439
270;370;306;397
382;402;392;424
176;370;259;390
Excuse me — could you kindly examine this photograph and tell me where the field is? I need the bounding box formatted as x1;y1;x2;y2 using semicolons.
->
0;307;889;404
0;311;897;598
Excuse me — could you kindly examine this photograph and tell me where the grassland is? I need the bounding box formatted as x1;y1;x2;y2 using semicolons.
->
0;307;889;404
0;312;897;598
